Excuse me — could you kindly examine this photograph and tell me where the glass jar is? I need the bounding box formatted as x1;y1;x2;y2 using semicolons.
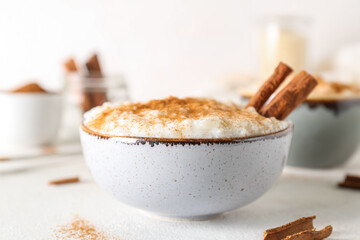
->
61;74;129;141
258;15;310;81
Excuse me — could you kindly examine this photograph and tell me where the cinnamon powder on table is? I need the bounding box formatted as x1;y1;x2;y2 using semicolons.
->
54;216;120;240
11;82;48;93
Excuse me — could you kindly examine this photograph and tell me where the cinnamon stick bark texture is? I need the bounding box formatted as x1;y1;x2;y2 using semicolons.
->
260;71;318;120
338;174;360;190
49;177;80;185
247;62;293;111
263;216;315;240
283;226;333;240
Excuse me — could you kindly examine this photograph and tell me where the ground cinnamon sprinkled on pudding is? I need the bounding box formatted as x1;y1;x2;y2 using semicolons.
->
11;82;48;93
84;96;288;139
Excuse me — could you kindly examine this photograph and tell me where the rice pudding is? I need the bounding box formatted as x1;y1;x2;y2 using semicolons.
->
83;96;288;139
307;76;360;101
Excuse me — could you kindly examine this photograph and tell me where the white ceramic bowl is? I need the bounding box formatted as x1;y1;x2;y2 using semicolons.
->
0;92;62;147
80;123;293;220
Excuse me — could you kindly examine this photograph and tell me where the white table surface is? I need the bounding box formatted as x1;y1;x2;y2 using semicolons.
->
1;146;360;240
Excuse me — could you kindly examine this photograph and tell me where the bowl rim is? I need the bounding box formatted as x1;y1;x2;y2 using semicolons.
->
80;120;293;144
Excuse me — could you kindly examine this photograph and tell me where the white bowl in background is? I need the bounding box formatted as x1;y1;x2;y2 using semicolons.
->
0;92;62;147
80;123;293;220
288;99;360;168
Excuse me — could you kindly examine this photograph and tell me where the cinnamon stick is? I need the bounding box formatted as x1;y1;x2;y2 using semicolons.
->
49;177;80;185
85;54;108;108
64;58;78;72
64;57;94;112
86;54;102;77
338;174;360;190
260;71;318;120
247;62;293;111
283;226;333;240
263;216;315;240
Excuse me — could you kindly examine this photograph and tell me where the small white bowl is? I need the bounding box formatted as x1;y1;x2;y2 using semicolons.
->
80;123;293;220
0;92;62;147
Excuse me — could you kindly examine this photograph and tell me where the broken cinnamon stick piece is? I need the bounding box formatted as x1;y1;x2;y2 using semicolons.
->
49;177;80;185
338;174;360;190
283;226;333;240
260;71;318;120
247;62;293;111
263;216;315;240
64;58;78;72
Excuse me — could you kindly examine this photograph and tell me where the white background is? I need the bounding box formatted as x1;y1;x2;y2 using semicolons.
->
0;0;359;100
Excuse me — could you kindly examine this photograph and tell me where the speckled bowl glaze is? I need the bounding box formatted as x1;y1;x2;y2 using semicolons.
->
80;123;293;220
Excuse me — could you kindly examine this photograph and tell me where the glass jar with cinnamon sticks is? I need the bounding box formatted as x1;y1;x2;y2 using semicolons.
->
62;54;129;140
66;74;129;113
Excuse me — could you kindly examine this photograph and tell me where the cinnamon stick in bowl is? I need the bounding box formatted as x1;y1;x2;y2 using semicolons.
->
247;62;293;111
259;71;318;120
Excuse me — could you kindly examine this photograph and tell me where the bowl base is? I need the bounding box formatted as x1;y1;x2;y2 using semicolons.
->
140;210;226;222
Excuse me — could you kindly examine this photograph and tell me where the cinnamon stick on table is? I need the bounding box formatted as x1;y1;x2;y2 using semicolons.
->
263;216;315;240
338;174;360;190
260;71;318;120
85;54;108;107
263;216;332;240
283;226;333;240
247;62;293;111
49;177;80;185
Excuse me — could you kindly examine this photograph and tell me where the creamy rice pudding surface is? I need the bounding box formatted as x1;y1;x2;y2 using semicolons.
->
307;77;360;100
83;97;288;139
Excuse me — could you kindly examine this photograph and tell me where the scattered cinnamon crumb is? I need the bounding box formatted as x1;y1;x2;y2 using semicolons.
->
43;146;57;155
49;177;80;185
11;82;48;93
54;216;120;240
